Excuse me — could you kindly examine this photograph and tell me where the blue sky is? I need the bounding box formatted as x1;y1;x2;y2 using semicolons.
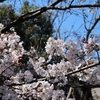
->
27;0;100;41
1;0;100;41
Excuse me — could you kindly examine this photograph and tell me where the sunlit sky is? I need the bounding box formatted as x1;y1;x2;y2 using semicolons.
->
1;0;100;41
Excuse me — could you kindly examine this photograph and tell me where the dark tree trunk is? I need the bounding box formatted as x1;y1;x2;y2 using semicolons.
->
74;87;93;100
67;75;93;100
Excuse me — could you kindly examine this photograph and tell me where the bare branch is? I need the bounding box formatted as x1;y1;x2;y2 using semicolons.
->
50;0;64;6
48;4;100;10
1;0;63;33
86;15;100;41
1;3;100;33
82;10;88;31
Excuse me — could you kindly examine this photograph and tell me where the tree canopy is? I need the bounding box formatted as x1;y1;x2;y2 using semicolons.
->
0;0;100;100
0;1;53;55
17;1;53;52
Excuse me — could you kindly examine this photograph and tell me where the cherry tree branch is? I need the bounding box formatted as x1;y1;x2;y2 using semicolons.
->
1;0;63;33
1;2;100;33
66;62;100;76
7;62;100;88
86;15;100;41
48;4;100;10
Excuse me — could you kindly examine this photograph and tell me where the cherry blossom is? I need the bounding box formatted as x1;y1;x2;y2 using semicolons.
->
0;23;100;100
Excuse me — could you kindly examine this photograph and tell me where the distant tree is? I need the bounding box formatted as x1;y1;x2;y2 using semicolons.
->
16;1;53;55
0;4;17;26
0;1;53;56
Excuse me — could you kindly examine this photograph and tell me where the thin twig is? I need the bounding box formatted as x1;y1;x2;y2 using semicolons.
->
86;16;100;41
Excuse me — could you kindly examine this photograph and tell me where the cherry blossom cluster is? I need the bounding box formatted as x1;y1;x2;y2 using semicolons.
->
0;32;25;78
0;23;100;100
